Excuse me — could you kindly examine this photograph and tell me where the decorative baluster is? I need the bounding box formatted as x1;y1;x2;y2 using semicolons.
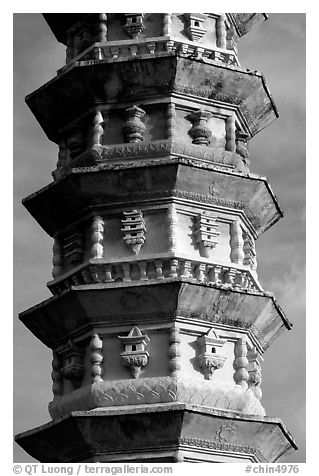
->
162;14;172;36
181;260;192;278
81;268;92;284
123;106;146;143
96;13;107;42
216;14;226;49
196;263;206;282
233;337;249;389
122;263;131;282
155;260;164;279
91;216;104;259
168;325;181;377
225;267;237;286
212;264;222;284
186;110;212;146
167;103;176;139
225;114;236;152
167;203;178;253
52;238;63;279
247;346;263;400
51;351;63;398
169;259;179;277
230;220;244;265
146;42;156;54
138;261;148;280
90;334;103;383
91;110;104;147
104;264;113;282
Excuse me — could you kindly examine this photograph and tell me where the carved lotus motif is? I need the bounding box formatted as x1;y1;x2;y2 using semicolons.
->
198;353;226;380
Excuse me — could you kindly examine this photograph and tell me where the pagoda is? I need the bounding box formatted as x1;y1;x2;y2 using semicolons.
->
15;13;297;463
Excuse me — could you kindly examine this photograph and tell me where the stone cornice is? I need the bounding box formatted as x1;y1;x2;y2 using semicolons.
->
19;279;292;352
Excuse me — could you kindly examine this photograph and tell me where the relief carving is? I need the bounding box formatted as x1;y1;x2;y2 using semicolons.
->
118;326;150;378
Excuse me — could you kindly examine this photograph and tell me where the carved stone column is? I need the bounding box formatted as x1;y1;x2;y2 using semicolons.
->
233;337;249;388
187;110;212;146
122;106;146;143
230;220;244;265
91;216;104;259
90;334;103;383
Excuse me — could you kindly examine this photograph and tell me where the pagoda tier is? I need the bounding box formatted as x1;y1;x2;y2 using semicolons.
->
15;13;297;463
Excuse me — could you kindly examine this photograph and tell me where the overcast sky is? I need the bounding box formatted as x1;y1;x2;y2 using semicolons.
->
13;13;306;463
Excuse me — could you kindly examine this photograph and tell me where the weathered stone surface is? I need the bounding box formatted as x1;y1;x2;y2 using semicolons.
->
15;403;297;463
26;55;277;143
19;279;291;351
23;162;282;238
48;375;266;420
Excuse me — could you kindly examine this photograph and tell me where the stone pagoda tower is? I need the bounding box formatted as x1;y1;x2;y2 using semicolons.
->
15;13;297;463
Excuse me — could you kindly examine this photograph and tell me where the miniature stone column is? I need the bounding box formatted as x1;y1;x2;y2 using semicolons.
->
162;14;172;36
90;334;103;383
187;110;212;146
91;216;104;259
216;14;227;49
51;351;63;398
230;220;244;265
96;13;107;42
123;106;146;143
168;325;181;377
52;238;63;279
233;337;249;389
225;114;236;152
91;110;104;147
167;103;176;139
167;203;178;253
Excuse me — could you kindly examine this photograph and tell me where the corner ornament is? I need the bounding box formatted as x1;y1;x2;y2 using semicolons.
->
118;326;150;378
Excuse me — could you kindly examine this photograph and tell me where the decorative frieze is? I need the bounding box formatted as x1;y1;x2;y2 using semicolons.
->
121;209;146;255
197;328;227;380
193;212;220;258
168;325;181;376
91;216;104;259
118;326;150;378
124;14;145;39
51;375;266;420
52;238;63;279
59;340;84;389
90;333;103;383
122;105;146;143
185;13;207;42
48;258;261;295
230;220;245;265
233;337;249;388
51;351;63;398
186;110;212;146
